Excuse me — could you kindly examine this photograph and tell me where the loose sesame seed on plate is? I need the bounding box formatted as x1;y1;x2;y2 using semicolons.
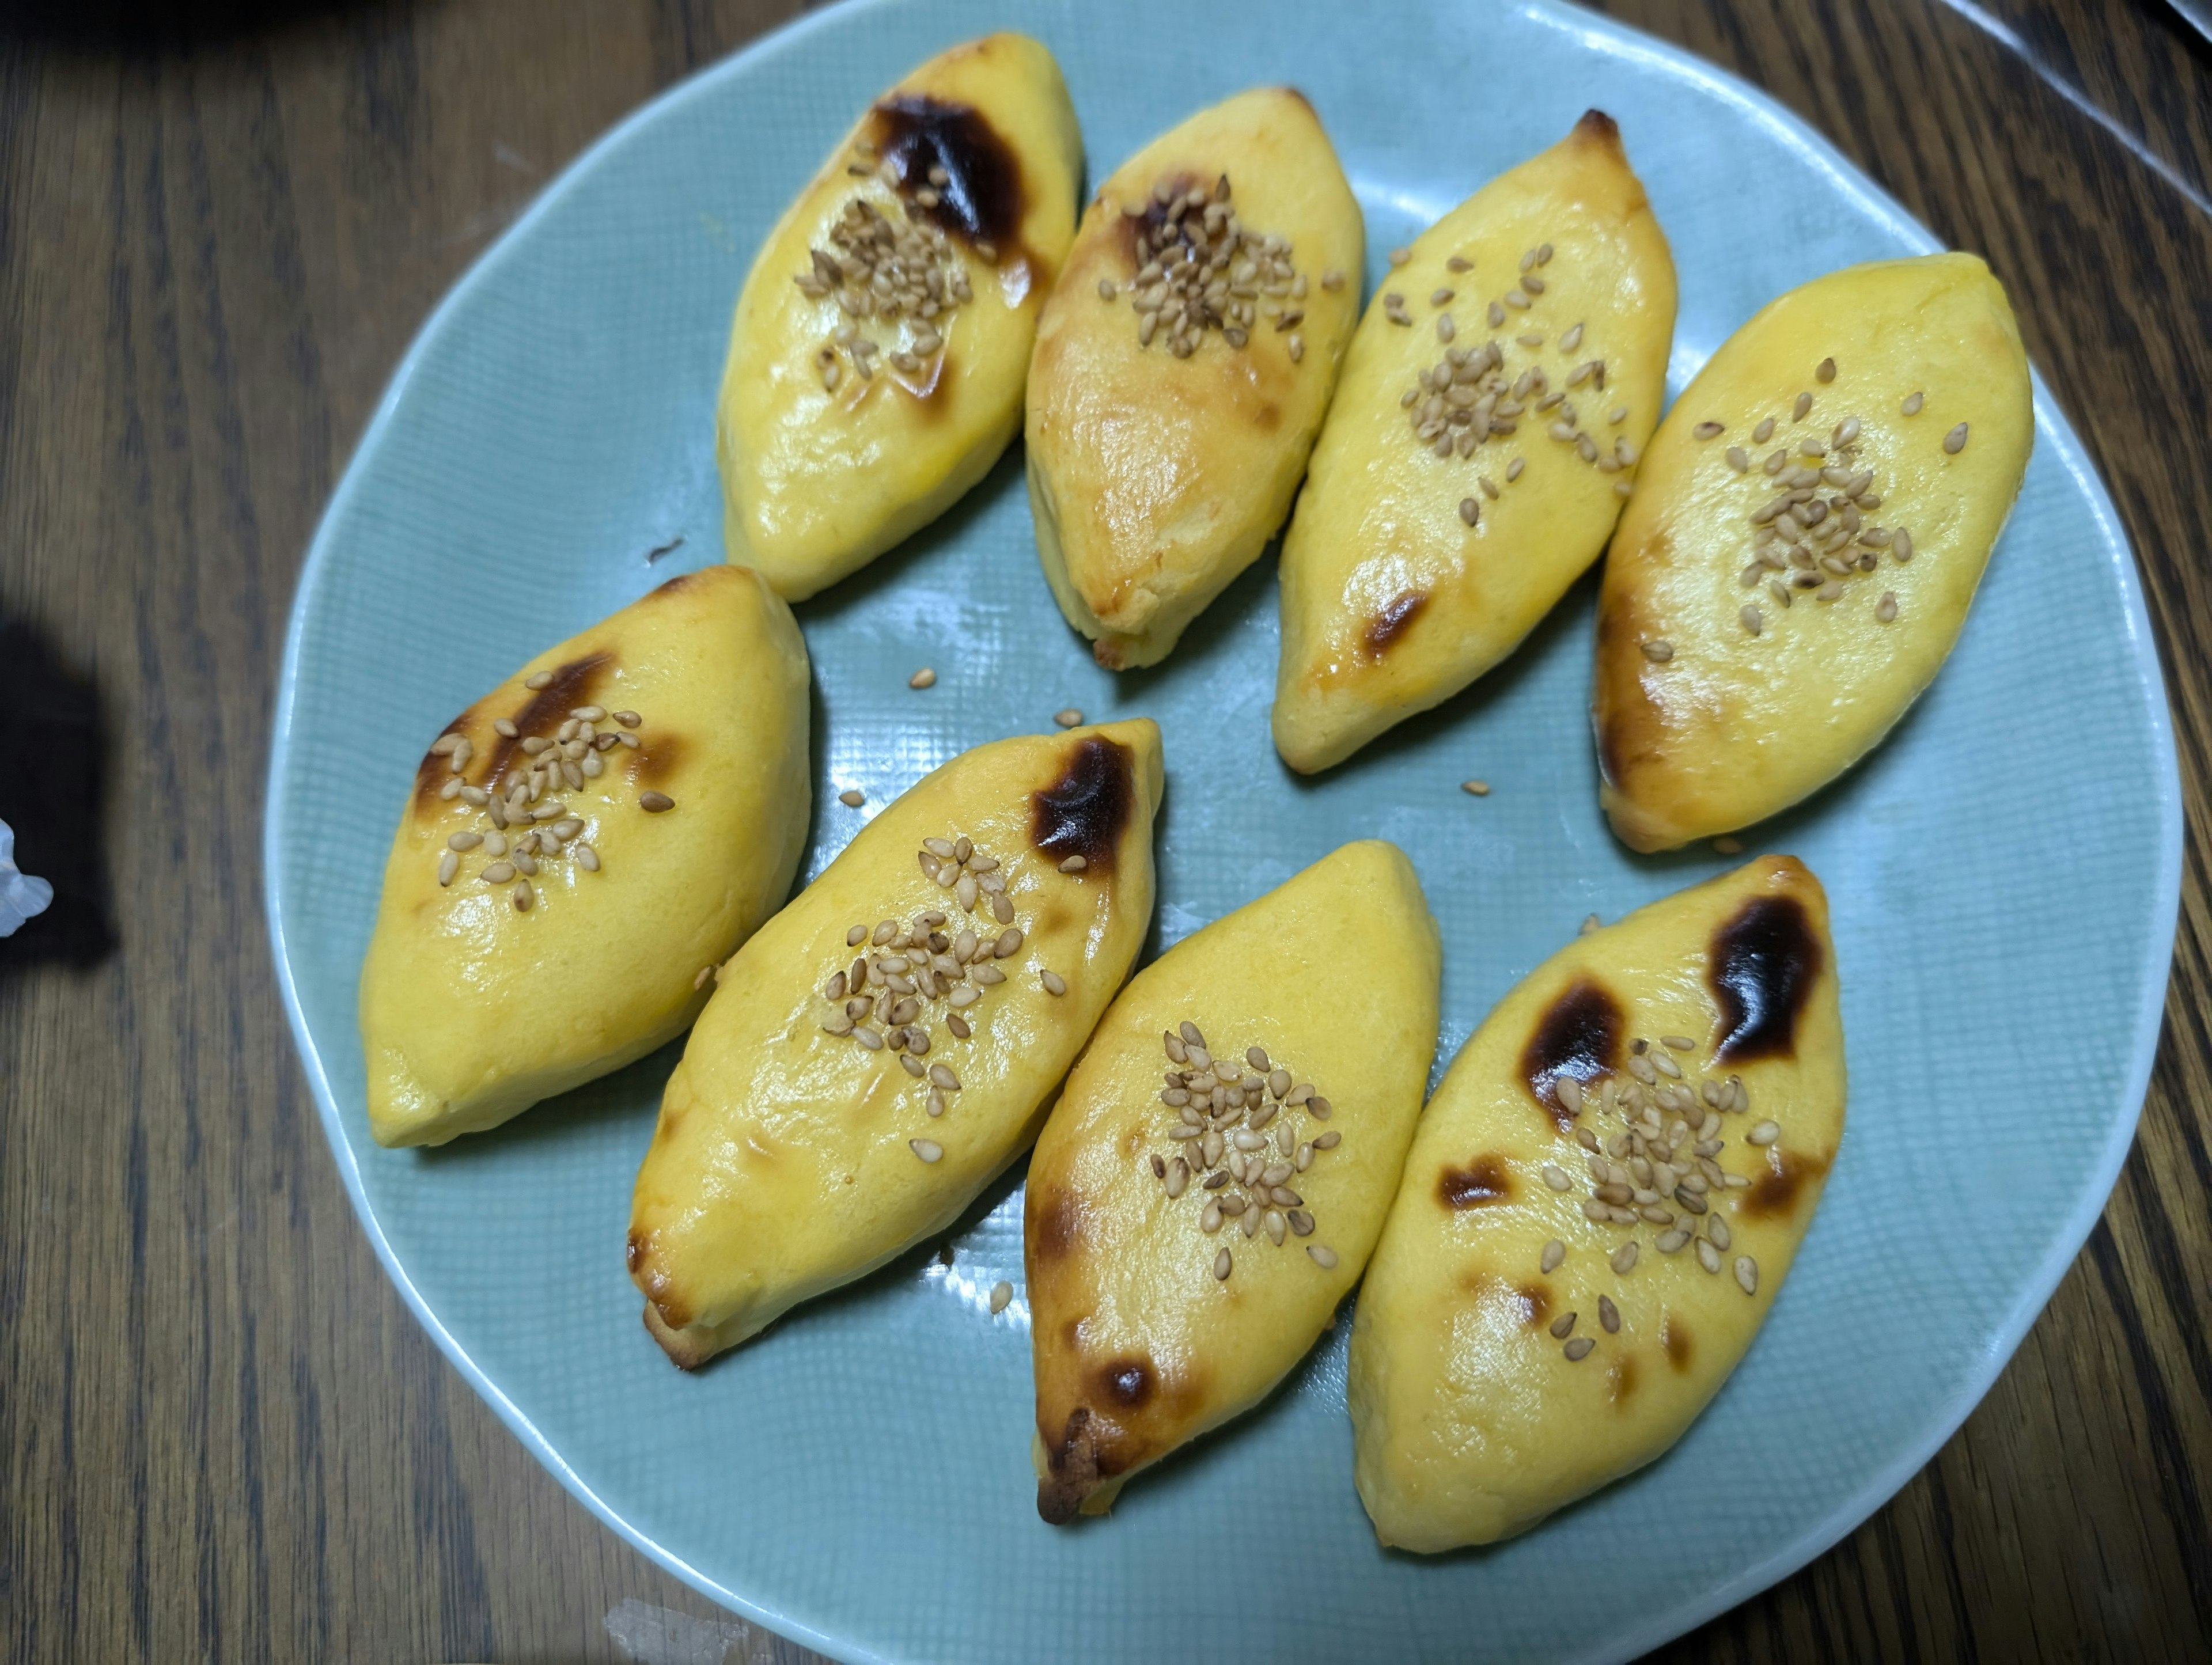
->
1461;779;1490;797
1580;913;1600;935
908;667;937;689
1054;708;1083;729
1714;836;1744;854
838;788;865;807
988;1280;1013;1313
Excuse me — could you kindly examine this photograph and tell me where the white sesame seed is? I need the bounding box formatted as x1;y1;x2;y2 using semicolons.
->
1054;708;1083;728
1040;970;1067;996
1734;1255;1759;1295
1563;1337;1594;1361
910;1139;943;1163
1747;1120;1780;1146
988;1280;1013;1313
908;667;937;689
838;788;864;807
1944;422;1969;454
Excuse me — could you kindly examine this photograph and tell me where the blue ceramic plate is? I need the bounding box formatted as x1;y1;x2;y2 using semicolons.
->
265;1;2180;1659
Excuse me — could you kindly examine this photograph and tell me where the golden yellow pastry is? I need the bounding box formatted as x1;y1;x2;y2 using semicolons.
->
630;721;1162;1367
717;33;1082;600
359;566;810;1148
1027;841;1440;1522
1594;253;2032;851
1274;111;1676;772
1349;856;1844;1551
1026;88;1363;669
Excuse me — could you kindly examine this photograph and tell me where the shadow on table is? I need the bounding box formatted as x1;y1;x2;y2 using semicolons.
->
0;0;400;52
0;615;113;975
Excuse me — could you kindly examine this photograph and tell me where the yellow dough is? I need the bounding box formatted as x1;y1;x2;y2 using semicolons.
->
717;33;1082;600
1349;856;1844;1551
1027;841;1440;1522
629;721;1163;1368
1594;253;2032;851
359;566;810;1148
1274;111;1676;772
1026;88;1363;669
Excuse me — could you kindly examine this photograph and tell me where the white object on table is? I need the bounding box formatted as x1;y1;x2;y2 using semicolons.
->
0;818;53;936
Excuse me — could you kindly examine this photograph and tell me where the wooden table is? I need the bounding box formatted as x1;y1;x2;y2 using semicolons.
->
3;0;2206;1658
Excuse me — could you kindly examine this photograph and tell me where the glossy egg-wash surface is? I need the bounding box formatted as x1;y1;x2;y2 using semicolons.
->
358;566;809;1147
1595;254;2032;851
1272;110;1676;773
1026;88;1363;670
630;722;1162;1367
1026;841;1439;1522
1350;857;1844;1551
268;1;2176;1658
718;33;1081;600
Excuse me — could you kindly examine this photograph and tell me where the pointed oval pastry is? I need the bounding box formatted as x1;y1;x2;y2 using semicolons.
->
359;566;811;1147
1027;841;1440;1522
718;33;1082;600
1273;111;1676;772
1025;88;1363;669
1349;856;1843;1550
1594;254;2032;851
630;721;1162;1367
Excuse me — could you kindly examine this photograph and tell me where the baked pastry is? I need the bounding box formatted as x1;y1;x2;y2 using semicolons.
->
717;33;1081;600
1026;88;1363;668
1594;253;2032;851
629;720;1163;1367
1348;855;1843;1550
1273;111;1675;772
1027;840;1440;1522
359;565;810;1147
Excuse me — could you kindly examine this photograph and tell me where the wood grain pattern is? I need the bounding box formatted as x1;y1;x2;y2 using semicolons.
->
1;0;2205;1659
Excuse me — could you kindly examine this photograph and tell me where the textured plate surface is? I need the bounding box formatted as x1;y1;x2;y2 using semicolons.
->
264;1;2180;1660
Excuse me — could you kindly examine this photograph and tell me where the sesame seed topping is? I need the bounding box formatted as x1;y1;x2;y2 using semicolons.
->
1876;591;1899;623
1563;1337;1594;1361
1816;357;1836;383
1307;1245;1338;1269
639;791;674;813
1747;1119;1780;1146
1944;422;1969;454
1040;969;1067;996
908;667;937;689
1641;639;1673;663
1734;1255;1759;1295
910;1139;943;1163
1902;391;1925;416
1388;246;1411;266
1057;855;1087;874
1793;392;1813;421
1598;1294;1620;1333
1693;421;1724;439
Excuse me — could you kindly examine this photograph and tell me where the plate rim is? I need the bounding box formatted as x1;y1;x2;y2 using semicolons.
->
262;1;2184;1659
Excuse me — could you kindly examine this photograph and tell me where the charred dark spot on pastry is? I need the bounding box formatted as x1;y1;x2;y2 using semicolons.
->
871;95;1024;250
1608;1352;1639;1406
1661;1313;1695;1372
1252;400;1282;432
1522;978;1624;1131
472;650;613;791
1575;108;1620;148
1098;1357;1153;1409
1362;589;1428;658
1518;1283;1552;1328
1281;86;1315;114
1037;1406;1098;1526
1031;735;1133;874
1438;1154;1514;1209
624;1228;648;1276
1113;171;1203;268
652;565;708;594
1029;1185;1084;1265
631;731;685;788
1710;895;1822;1063
1741;1146;1831;1222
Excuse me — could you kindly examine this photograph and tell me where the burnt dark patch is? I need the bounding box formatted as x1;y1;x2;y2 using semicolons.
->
1098;1358;1153;1409
1521;978;1624;1132
1438;1154;1514;1209
1362;589;1428;657
1031;735;1134;874
1608;1353;1639;1406
415;650;612;801
1517;1284;1552;1328
1661;1313;1694;1372
1029;1185;1084;1265
1741;1147;1831;1222
1037;1406;1097;1526
1111;170;1204;268
1710;896;1823;1064
631;731;685;787
625;1229;647;1276
870;94;1024;249
1575;108;1621;147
